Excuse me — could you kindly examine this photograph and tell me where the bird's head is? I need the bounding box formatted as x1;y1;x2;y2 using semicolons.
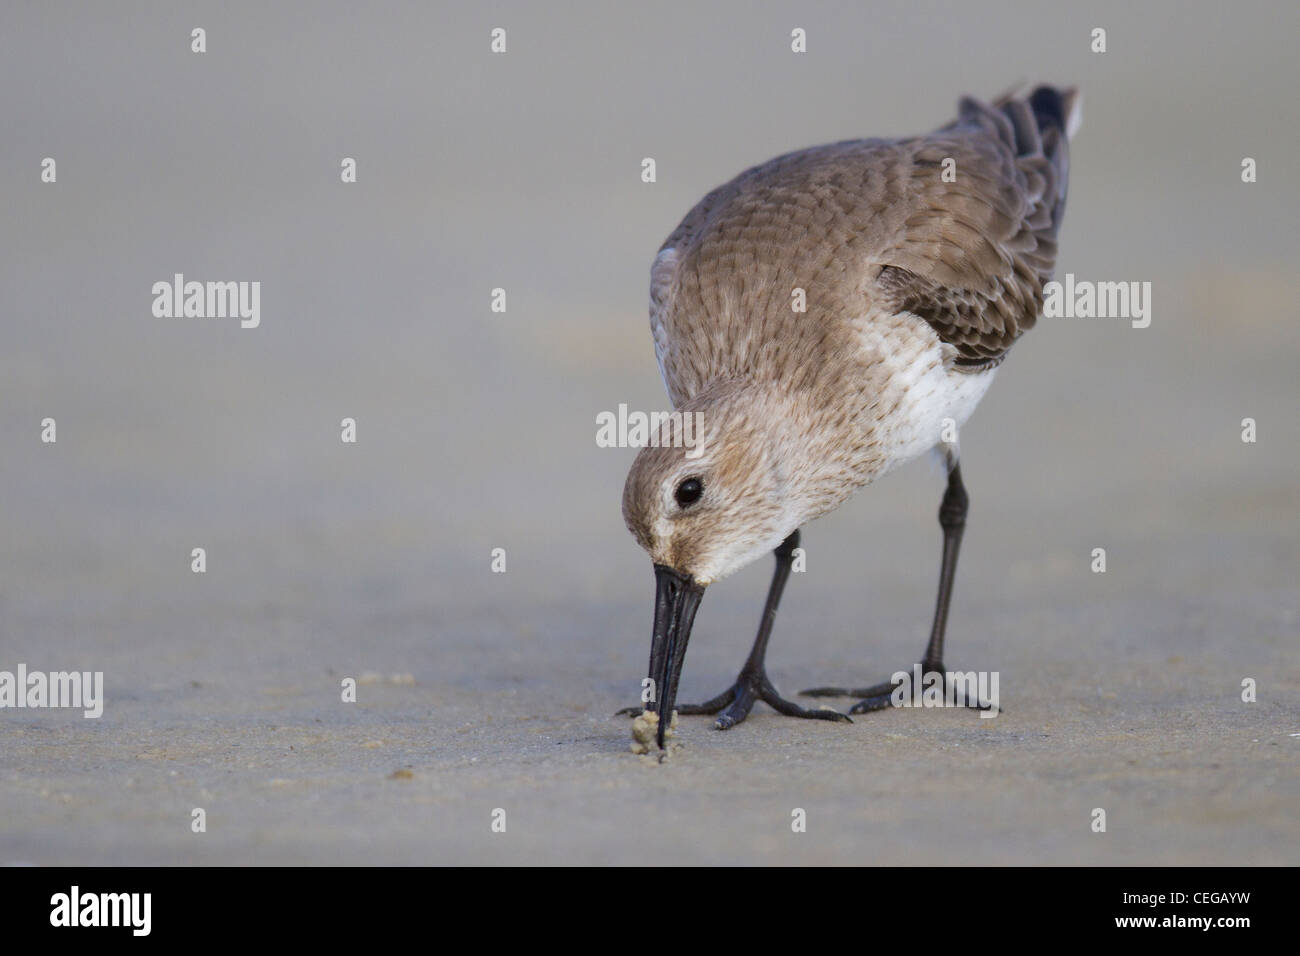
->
621;404;793;586
621;381;801;745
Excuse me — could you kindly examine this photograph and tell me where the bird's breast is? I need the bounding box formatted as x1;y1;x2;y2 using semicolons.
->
847;310;998;480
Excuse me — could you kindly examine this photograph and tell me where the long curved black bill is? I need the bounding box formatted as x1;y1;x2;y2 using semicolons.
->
646;565;705;748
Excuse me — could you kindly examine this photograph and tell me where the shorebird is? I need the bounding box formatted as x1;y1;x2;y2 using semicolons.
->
621;86;1079;747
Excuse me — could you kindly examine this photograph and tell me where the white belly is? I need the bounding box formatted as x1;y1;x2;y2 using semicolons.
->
858;312;998;477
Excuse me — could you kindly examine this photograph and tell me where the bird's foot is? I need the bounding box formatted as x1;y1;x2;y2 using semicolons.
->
675;669;853;730
800;661;1000;716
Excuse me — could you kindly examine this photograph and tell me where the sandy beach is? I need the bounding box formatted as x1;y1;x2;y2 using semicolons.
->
1;1;1296;865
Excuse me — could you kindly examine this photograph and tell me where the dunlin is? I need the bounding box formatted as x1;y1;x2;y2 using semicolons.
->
622;86;1079;747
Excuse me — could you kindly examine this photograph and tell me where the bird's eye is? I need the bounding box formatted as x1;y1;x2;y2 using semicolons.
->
674;477;703;508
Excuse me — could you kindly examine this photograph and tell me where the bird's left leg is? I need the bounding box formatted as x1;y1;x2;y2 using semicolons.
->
800;460;996;715
676;530;852;730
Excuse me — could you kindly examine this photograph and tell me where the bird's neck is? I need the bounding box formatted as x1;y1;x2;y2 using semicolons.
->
691;378;885;529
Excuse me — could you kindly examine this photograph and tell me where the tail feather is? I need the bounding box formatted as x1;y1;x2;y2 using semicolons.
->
949;84;1078;278
1029;85;1082;141
973;84;1078;241
1022;86;1077;230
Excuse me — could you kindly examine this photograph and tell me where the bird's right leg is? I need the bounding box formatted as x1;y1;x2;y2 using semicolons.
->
673;530;852;730
800;460;995;714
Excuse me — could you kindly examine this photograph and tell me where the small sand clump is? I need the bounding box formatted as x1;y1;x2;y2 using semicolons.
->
630;710;679;762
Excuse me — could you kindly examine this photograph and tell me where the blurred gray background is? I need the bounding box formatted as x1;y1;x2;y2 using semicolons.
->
1;1;1296;865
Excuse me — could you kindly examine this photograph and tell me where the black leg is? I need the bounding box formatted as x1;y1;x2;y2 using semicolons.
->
922;460;968;670
672;530;851;729
801;461;990;714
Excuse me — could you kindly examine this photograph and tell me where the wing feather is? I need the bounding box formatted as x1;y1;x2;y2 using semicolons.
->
648;87;1077;398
